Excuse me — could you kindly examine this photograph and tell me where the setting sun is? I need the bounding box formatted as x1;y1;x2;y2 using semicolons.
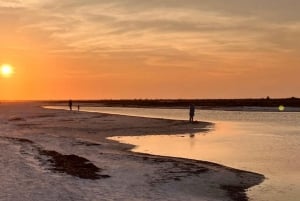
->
1;64;13;77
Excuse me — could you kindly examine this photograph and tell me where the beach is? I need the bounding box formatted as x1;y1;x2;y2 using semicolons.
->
0;102;264;201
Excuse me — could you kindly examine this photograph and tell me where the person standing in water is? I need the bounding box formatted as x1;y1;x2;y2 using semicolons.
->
189;104;195;123
68;99;73;111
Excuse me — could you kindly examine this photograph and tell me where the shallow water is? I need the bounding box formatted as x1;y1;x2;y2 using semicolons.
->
46;106;300;201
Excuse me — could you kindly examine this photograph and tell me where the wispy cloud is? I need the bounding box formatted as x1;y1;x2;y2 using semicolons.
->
1;0;300;99
1;0;300;69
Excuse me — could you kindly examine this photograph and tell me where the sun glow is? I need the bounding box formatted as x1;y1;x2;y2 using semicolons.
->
1;64;13;77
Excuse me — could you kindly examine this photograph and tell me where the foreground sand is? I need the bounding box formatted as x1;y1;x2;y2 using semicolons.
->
0;102;264;201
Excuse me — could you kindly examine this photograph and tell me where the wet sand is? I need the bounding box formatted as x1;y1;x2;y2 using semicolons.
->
0;102;264;201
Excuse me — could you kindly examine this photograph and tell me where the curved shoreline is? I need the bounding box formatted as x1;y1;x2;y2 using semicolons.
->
107;137;265;201
0;102;265;201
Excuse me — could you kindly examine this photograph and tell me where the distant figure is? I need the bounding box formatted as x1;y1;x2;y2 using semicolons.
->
189;104;195;123
68;100;73;111
77;105;80;111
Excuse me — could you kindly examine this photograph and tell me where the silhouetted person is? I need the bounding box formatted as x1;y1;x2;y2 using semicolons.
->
189;104;195;123
77;105;80;111
69;99;73;111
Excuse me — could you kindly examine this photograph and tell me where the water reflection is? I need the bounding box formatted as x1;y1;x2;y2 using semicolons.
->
109;121;300;201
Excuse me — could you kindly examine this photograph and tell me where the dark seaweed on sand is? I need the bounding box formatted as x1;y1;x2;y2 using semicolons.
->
39;150;110;180
2;137;110;180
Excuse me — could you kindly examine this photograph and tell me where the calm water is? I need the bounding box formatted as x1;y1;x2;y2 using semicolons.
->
46;106;300;201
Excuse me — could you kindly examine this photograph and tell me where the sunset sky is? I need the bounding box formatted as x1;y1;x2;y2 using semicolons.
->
1;0;300;100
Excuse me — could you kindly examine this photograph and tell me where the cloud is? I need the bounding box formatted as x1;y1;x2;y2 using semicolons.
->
1;0;300;99
1;0;300;68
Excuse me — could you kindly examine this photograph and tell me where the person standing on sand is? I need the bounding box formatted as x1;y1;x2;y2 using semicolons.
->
77;105;80;111
189;104;195;123
69;100;73;111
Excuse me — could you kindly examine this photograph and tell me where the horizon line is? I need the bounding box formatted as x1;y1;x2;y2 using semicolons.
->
1;97;299;102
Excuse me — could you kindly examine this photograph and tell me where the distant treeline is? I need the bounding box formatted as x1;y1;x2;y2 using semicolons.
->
48;97;300;108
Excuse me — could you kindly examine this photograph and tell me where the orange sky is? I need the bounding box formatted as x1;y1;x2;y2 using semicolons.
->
1;0;300;100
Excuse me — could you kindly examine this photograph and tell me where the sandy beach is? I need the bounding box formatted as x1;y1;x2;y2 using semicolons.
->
0;102;264;201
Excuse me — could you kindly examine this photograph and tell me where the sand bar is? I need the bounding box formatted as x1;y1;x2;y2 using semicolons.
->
0;102;264;201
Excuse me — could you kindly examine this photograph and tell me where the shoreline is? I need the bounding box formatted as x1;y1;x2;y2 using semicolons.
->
45;104;300;112
0;102;265;201
107;137;265;201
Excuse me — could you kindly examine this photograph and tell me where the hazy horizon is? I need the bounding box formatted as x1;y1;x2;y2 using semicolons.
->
1;0;300;100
